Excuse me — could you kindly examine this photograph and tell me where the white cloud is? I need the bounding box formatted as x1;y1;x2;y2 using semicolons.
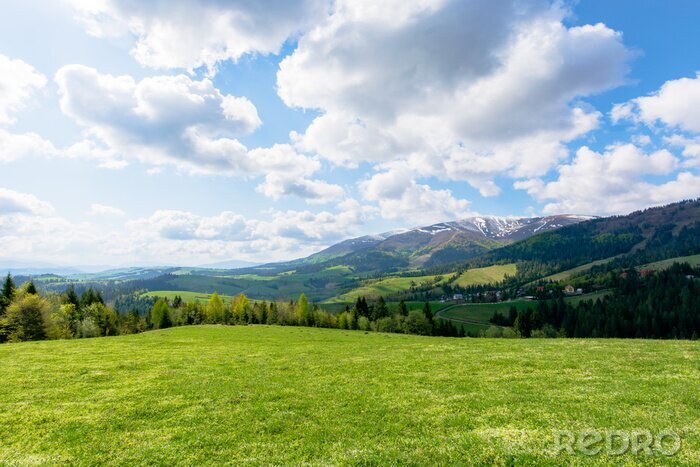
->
0;129;60;163
0;186;374;265
514;144;700;215
0;188;55;216
67;0;330;72
257;173;344;204
52;66;339;203
88;203;125;217
55;65;262;172
0;54;47;125
360;169;473;224
280;0;631;193
612;73;700;132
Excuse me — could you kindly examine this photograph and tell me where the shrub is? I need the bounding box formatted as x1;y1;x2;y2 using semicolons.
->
406;310;432;335
484;326;503;338
357;316;371;331
375;317;394;333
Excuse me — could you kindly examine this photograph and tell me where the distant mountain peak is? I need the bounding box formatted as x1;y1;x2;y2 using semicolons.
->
405;214;595;242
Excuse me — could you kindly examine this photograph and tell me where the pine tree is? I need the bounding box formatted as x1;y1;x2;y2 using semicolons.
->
374;296;389;320
25;281;38;295
63;285;80;310
422;301;433;324
1;273;16;315
398;299;408;317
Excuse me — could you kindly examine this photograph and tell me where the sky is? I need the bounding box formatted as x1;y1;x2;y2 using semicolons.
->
1;0;700;268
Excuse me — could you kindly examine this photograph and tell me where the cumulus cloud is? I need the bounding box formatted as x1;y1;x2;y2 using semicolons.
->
0;129;60;163
515;144;700;215
0;188;55;216
52;66;340;203
55;65;261;172
0;185;373;265
256;173;344;204
67;0;329;72
0;54;47;125
612;73;700;132
280;0;631;194
360;169;473;224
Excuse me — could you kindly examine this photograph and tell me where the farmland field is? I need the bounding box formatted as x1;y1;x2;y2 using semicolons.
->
328;273;450;302
1;326;699;465
452;263;517;287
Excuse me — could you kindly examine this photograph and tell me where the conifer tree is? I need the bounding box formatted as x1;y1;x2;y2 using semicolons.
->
398;299;408;317
1;273;16;316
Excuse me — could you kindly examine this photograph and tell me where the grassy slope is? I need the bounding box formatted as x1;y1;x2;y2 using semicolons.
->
639;254;700;271
1;326;699;465
541;257;618;283
329;264;517;303
452;263;517;287
438;291;613;326
328;273;450;303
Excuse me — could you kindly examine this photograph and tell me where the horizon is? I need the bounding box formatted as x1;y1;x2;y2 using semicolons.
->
4;199;693;272
2;0;700;267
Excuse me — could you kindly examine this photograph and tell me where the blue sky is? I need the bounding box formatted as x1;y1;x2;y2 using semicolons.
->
1;0;699;267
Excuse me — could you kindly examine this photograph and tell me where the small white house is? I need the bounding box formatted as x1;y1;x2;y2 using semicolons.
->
453;293;464;301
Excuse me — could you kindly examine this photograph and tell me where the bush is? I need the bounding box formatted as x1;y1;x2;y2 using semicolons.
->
484;326;503;338
357;316;371;331
532;324;559;338
375;317;394;333
502;328;519;338
78;317;101;338
406;310;432;335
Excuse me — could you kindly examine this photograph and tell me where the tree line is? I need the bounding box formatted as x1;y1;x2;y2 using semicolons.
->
145;294;466;338
490;264;700;339
0;273;466;343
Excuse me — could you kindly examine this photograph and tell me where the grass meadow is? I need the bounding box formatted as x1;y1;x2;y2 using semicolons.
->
1;326;699;465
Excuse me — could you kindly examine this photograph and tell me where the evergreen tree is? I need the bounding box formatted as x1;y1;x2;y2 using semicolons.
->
63;285;80;310
25;281;38;295
374;296;389;320
1;273;16;316
422;301;433;324
398;299;408;317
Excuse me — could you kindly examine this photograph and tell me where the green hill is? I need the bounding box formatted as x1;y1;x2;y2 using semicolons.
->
1;326;698;464
328;273;450;302
452;263;516;287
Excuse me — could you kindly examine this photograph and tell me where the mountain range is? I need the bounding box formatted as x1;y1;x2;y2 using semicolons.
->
11;200;700;304
243;214;593;274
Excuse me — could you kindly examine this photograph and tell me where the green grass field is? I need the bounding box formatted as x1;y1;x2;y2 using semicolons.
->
452;263;517;287
329;273;450;302
541;257;617;283
640;254;700;271
1;326;699;464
